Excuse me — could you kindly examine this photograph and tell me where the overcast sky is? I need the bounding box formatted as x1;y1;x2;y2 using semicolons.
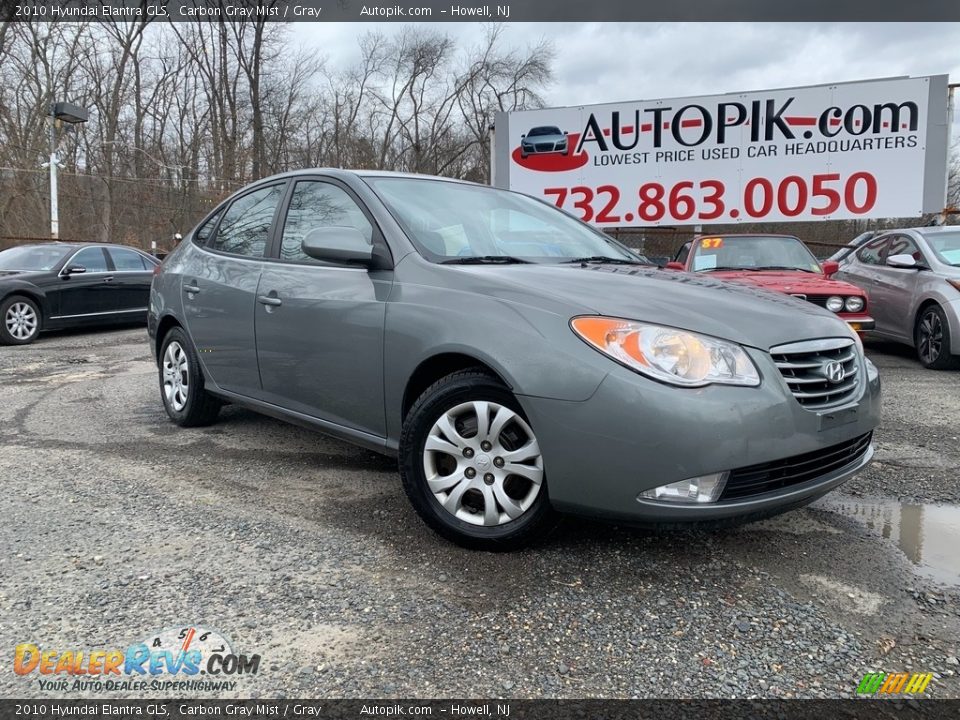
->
291;22;960;133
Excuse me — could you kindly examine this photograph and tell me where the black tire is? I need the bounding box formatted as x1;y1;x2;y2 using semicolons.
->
0;294;41;345
915;304;960;371
158;326;222;427
400;368;556;551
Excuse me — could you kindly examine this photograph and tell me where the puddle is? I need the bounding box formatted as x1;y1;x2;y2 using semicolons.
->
819;495;960;586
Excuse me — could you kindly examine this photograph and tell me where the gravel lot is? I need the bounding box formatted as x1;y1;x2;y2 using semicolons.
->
1;327;960;699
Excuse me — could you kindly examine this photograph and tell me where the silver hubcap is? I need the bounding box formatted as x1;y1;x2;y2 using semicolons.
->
5;302;38;340
423;401;543;527
162;342;189;412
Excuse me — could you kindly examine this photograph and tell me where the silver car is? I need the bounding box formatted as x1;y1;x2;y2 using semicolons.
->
148;170;880;550
520;126;568;158
835;227;960;370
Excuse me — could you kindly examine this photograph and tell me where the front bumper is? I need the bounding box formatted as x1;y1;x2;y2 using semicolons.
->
517;347;881;523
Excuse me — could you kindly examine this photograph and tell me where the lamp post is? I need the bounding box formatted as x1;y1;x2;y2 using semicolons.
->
48;101;88;240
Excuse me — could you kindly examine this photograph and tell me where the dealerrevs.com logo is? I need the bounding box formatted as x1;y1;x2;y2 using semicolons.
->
14;626;261;693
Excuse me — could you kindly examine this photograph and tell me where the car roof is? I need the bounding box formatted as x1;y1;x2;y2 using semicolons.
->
251;168;479;187
4;242;153;253
692;233;800;240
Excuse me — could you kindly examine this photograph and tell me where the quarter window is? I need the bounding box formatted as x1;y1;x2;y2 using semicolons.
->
210;185;284;258
280;181;373;262
69;247;109;273
194;209;224;246
109;247;149;271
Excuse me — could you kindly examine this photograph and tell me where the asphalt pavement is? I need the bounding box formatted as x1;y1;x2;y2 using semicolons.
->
1;327;959;699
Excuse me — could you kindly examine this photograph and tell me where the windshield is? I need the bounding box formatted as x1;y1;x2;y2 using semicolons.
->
528;126;561;137
0;245;70;272
924;231;960;266
365;177;645;264
690;235;821;273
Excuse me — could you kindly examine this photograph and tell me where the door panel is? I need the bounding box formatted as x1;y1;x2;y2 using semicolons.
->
835;236;889;333
106;247;154;313
867;235;924;341
255;265;390;435
182;183;285;395
255;178;390;435
53;246;117;318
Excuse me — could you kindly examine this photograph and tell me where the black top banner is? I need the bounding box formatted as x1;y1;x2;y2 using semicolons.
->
1;0;959;22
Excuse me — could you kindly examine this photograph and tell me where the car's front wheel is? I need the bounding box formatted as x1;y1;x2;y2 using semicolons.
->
0;295;41;345
915;304;960;370
400;369;555;550
159;326;222;426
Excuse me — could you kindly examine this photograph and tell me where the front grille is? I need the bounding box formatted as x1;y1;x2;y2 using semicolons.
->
720;432;872;501
770;338;861;410
534;142;555;152
804;295;832;309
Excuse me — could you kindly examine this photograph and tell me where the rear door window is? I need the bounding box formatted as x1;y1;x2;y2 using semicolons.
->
109;247;149;271
209;185;284;258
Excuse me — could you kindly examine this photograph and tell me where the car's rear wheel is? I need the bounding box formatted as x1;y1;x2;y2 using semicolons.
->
915;304;960;370
0;295;40;345
159;326;222;426
400;369;555;550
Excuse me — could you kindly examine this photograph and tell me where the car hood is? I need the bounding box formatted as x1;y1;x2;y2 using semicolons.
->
524;134;565;143
450;264;853;351
702;269;866;297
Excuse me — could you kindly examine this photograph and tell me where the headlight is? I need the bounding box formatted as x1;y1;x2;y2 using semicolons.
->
845;296;864;313
826;296;844;312
571;317;760;387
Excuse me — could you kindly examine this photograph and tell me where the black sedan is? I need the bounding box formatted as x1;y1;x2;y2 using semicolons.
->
0;242;159;345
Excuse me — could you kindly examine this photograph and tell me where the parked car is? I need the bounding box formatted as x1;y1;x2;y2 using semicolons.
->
149;170;880;550
520;126;568;158
834;227;960;369
827;231;878;265
668;234;875;333
0;242;159;345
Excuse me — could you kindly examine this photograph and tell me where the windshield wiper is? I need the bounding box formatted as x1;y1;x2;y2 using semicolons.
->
562;256;650;266
751;266;818;273
700;265;754;272
441;255;532;265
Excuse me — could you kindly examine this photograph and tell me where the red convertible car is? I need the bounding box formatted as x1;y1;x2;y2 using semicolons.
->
668;234;875;332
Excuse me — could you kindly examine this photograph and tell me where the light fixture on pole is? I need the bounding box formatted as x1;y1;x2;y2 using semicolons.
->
48;101;88;240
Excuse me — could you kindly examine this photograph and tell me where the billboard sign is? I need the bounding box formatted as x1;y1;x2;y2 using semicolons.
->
493;76;950;227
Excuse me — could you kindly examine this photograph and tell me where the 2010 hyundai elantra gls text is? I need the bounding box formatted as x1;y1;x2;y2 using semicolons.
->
148;170;880;550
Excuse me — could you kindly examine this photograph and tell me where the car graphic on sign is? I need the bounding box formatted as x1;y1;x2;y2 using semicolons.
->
520;126;569;158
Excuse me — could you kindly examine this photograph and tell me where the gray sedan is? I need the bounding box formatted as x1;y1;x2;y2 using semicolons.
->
835;227;960;369
148;170;880;550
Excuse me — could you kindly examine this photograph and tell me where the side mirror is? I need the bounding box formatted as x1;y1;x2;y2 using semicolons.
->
665;261;686;271
564;131;569;135
886;254;918;269
302;226;374;266
821;260;840;277
63;265;87;275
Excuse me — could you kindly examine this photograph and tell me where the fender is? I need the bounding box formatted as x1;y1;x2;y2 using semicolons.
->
0;280;50;322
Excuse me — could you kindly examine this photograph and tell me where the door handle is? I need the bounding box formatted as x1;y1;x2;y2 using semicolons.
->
257;295;282;307
183;283;201;294
103;276;114;283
